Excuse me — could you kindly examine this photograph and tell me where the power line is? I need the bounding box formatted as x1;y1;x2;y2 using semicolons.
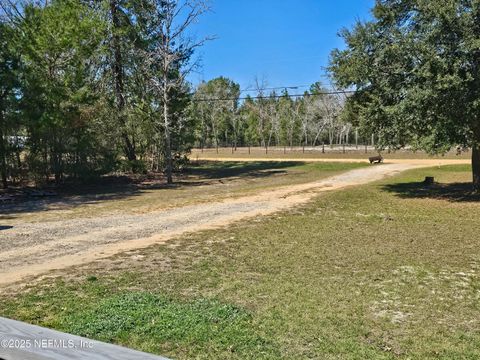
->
237;77;336;93
239;85;311;93
191;89;355;102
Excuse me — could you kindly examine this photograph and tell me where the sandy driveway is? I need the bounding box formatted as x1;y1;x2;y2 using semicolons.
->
0;161;466;286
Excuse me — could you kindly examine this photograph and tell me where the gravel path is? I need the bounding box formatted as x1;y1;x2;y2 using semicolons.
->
0;163;424;286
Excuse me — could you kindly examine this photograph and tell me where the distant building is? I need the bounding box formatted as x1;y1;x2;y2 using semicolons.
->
7;136;27;149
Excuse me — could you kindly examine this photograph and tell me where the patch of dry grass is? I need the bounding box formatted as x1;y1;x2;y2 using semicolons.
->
191;147;471;160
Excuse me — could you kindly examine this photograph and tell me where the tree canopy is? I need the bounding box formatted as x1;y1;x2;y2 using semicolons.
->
329;0;480;189
0;0;354;188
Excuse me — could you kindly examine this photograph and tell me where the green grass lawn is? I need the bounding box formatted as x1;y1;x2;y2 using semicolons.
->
2;164;480;359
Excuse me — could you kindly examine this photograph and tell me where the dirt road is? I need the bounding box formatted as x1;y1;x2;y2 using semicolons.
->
0;162;463;286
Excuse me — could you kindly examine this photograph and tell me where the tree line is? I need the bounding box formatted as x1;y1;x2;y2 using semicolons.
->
0;0;209;187
0;0;355;188
191;78;356;153
7;1;472;190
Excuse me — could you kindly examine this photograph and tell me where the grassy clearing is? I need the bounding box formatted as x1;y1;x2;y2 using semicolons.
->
2;164;480;359
0;161;366;225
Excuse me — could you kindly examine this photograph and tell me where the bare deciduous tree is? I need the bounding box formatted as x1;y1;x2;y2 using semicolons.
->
143;0;211;183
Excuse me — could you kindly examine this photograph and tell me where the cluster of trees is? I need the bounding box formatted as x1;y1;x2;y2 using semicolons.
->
0;0;209;187
330;0;480;190
191;78;354;153
0;0;354;189
5;0;476;190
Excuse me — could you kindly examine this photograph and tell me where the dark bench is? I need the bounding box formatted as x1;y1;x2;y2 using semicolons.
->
368;155;383;164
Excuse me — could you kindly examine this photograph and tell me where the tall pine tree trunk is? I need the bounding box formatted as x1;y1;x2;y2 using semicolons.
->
110;0;136;163
0;123;7;189
473;144;480;192
163;87;173;184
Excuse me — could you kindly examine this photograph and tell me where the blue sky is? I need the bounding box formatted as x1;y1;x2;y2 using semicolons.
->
189;0;374;92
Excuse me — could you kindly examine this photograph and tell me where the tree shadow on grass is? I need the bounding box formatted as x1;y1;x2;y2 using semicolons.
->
382;181;480;202
0;161;301;218
186;161;301;180
130;161;299;190
0;182;144;219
